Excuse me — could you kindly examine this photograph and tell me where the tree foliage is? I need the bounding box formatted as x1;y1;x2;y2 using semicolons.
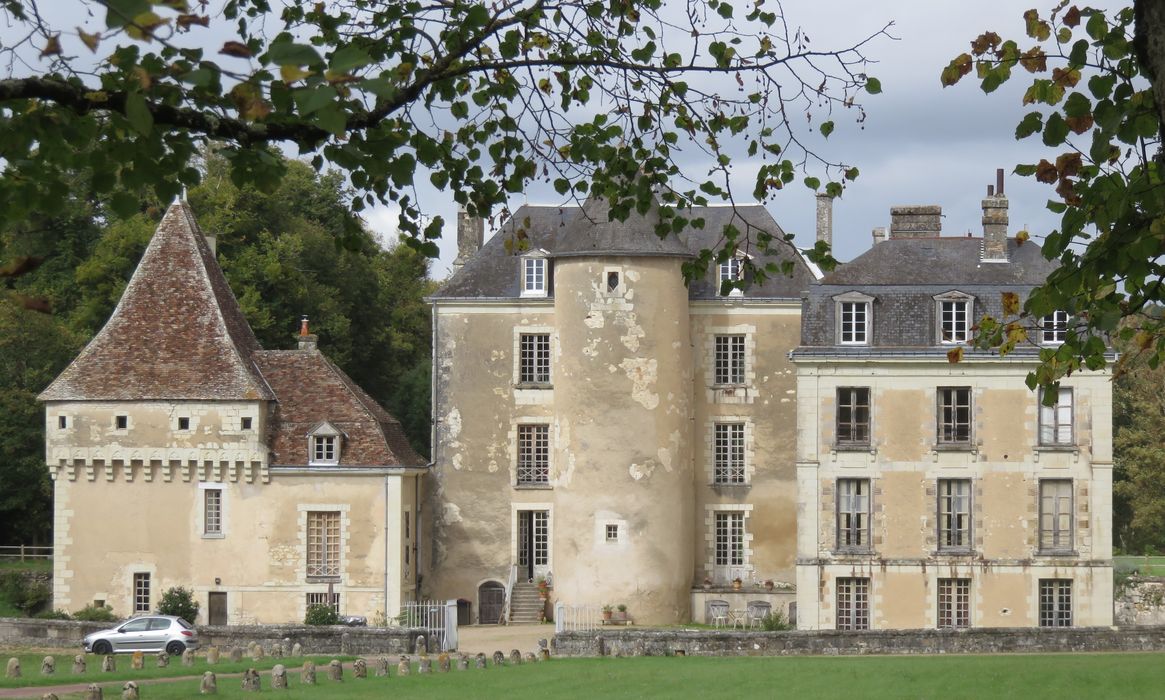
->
1113;328;1165;553
943;2;1165;385
156;585;200;622
0;0;890;282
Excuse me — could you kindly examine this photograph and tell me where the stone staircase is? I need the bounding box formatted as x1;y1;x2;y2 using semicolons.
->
508;581;546;624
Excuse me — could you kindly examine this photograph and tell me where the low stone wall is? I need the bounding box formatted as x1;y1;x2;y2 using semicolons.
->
1116;577;1165;626
0;618;108;649
552;626;1165;657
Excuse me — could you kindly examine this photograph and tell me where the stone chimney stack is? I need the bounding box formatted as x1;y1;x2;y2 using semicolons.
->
981;168;1009;261
453;205;484;273
297;316;318;351
815;193;834;248
889;205;942;239
871;227;887;245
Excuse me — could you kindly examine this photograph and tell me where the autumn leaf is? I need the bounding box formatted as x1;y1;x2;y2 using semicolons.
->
77;28;100;53
1019;47;1046;73
220;41;253;59
1064;114;1094;133
1051;67;1080;88
280;65;313;83
941;53;973;87
40;34;61;57
1062;5;1081;27
1035;159;1058;183
1056;152;1083;178
176;14;210;30
229;83;271;120
970;32;1001;55
1016;230;1030;246
947;346;964;364
1001;291;1021;316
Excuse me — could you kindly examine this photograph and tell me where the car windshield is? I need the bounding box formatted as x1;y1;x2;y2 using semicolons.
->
177;618;193;630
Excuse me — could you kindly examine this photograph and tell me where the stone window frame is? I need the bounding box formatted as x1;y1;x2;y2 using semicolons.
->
132;571;151;614
1038;478;1074;555
513;326;555;388
1038;387;1074;446
835;477;872;554
705;416;754;486
833;291;874;346
307;421;344;466
835;576;870;631
1038;578;1073;627
1040;310;1069;345
603;265;625;296
595;516;627;549
937;478;972;553
114;414;129;432
298;503;350;584
933;290;975;345
704;325;756;404
937;577;971;629
198;482;226;539
510;418;553;488
511;503;554;577
177;416;191;432
520;252;549;298
718;255;745;298
835;387;871;449
936;386;973;448
240;416;253;431
57;414;68;430
703;503;753;582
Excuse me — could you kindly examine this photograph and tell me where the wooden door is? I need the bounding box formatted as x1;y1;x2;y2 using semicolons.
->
478;582;505;625
208;592;227;626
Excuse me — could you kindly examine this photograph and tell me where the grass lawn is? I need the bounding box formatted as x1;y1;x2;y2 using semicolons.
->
1115;555;1165;576
0;560;51;572
11;652;1165;699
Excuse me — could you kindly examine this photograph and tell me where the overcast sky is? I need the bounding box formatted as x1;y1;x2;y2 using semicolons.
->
358;0;1122;278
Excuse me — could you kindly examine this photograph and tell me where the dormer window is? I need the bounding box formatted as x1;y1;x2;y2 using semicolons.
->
934;292;974;345
718;257;743;297
833;291;874;346
1041;311;1068;345
307;422;343;466
521;255;548;297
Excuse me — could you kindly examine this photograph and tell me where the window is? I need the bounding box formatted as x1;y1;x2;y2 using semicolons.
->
1039;479;1073;553
518;510;549;568
839;301;869;344
204;489;222;536
178;417;190;431
312;435;337;464
713;422;746;485
719;257;743;297
1039;579;1072;627
306;592;340;614
836;577;870;630
938;479;972;551
713;335;746;385
939;299;971;343
938;578;970;629
133;572;150;614
1041;310;1068;345
115;415;128;430
836;478;871;552
58;415;67;429
517;424;550;485
1039;387;1073;446
937;387;972;445
306;511;341;578
714;512;745;566
241;417;253;430
606;271;620;293
522;257;547;297
606;524;619;542
519;333;551;385
836;388;870;447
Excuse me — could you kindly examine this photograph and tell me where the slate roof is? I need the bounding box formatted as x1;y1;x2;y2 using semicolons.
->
253;350;425;468
39;200;273;402
434;202;818;300
821;237;1057;286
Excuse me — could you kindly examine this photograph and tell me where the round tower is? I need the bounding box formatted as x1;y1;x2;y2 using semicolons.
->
550;196;694;624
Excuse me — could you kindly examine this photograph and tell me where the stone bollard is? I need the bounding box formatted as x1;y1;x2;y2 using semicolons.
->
41;656;55;676
436;653;450;673
456;654;469;671
6;657;20;679
200;671;218;694
228;648;243;663
417;656;431;674
301;660;316;685
206;647;220;665
182;650;195;667
341;632;351;655
374;657;389;677
291;643;303;658
271;645;282;659
352;658;367;679
102;655;116;672
524;652;537;664
281;639;292;657
72;655;86;674
475;653;487;669
121;681;139;700
413;635;427;655
156;651;169;668
251;646;264;662
539;648;550;661
397;656;411;677
40;694;59;700
509;649;522;665
83;684;103;700
131;651;144;670
328;659;343;681
241;668;261;692
271;664;288;689
491;651;505;667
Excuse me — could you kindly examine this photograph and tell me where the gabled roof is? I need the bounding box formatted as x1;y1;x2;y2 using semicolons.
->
39;200;274;402
253;350;425;468
820;237;1057;286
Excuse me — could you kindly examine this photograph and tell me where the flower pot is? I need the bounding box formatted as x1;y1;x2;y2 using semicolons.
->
602;611;613;621
732;580;742;591
764;582;774;592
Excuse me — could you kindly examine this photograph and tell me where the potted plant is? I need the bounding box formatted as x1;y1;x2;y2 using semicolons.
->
702;576;712;590
615;603;628;622
601;604;613;621
764;579;775;592
732;577;742;591
536;577;549;600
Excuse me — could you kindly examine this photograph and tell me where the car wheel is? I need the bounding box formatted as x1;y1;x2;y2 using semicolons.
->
93;640;112;655
166;641;186;656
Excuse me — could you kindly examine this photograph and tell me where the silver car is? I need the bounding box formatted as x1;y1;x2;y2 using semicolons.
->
82;615;199;655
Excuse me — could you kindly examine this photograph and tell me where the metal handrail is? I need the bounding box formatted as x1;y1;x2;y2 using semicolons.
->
501;563;518;624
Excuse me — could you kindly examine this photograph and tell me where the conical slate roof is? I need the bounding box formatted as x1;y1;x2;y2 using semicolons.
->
552;192;693;258
39;200;274;401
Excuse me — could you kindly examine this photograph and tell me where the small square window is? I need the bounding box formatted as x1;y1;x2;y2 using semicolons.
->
605;524;619;542
1041;311;1068;345
178;417;190;431
58;415;67;429
241;417;253;431
607;271;620;293
115;415;128;430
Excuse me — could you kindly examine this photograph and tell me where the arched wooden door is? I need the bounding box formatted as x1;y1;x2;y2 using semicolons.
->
478;581;506;625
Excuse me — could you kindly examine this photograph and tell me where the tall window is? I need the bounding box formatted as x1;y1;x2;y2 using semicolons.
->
937;387;972;445
204;488;222;536
517;424;550;485
938;578;970;629
839;301;869;345
714;335;746;385
1039;579;1072;627
719;257;742;297
939;299;971;343
714;512;745;566
836;577;870;630
312;435;337;464
836;388;870;447
713;422;746;484
133;572;150;614
938;479;971;551
1039;387;1073;446
306;511;341;578
1041;310;1068;344
522;257;547;296
1039;480;1073;553
836;478;871;552
519;333;551;384
518;510;549;568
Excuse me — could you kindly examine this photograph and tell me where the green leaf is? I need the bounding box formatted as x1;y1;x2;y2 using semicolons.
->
103;0;151;29
293;86;336;116
803;176;820;190
330;45;372;74
267;42;322;66
1042;112;1069;146
864;77;882;94
1015;112;1043;139
124;92;153;135
819;121;834;138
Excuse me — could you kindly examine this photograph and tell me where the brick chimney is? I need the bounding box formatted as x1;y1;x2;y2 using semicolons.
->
981;168;1009;261
297;316;318;351
453;204;484;273
871;227;887;245
815;193;834;248
889;205;942;239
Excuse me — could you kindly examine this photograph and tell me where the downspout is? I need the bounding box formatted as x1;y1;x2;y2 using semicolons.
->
423;303;438;597
383;475;389;620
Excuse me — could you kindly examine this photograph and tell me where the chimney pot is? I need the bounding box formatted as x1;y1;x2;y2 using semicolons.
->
987;185;994;196
871;227;887;245
996;168;1005;195
297;316;318;351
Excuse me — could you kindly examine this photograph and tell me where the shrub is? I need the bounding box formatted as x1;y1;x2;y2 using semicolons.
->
73;603;117;622
305;604;339;626
157;586;200;622
34;608;72;620
0;571;51;615
760;609;794;631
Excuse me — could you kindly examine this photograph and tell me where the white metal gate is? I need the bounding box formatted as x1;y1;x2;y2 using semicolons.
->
398;600;458;651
